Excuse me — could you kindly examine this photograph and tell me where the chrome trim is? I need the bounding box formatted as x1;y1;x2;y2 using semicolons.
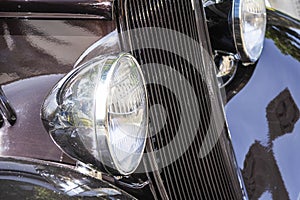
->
214;50;239;88
0;12;106;19
0;113;3;128
0;87;17;126
232;0;245;62
75;161;103;180
0;156;136;199
114;176;150;189
0;0;113;20
203;0;224;7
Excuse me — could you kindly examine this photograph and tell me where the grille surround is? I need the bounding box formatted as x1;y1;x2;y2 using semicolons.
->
116;0;245;199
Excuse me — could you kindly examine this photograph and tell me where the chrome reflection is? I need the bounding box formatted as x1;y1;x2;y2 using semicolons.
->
203;0;224;7
0;87;16;126
41;53;148;175
214;51;239;88
266;11;300;63
0;157;134;199
37;167;122;197
0;113;3;128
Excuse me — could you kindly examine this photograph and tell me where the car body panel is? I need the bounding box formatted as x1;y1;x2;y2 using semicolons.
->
226;10;300;200
0;1;299;199
0;18;115;162
0;156;135;199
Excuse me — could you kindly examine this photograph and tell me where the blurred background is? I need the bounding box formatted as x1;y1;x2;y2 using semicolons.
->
266;0;300;19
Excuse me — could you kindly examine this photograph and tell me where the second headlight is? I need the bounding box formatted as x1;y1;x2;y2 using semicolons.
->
232;0;267;63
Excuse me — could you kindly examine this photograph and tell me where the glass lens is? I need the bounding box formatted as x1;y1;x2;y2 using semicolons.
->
107;56;147;174
241;0;266;61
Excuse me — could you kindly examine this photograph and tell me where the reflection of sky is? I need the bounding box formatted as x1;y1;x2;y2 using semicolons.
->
260;191;272;200
226;38;300;200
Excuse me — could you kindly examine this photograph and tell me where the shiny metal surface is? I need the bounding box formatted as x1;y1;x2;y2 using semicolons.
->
0;113;3;128
0;12;109;19
0;18;116;162
203;0;224;7
0;13;156;199
226;10;300;200
215;51;239;88
0;156;135;199
118;0;244;199
205;0;237;54
0;87;16;126
0;0;113;19
41;53;148;175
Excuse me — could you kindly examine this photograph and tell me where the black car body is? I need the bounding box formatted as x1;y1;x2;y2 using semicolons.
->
0;0;299;199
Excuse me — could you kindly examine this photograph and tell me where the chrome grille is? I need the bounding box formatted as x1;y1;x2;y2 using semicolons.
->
118;0;244;199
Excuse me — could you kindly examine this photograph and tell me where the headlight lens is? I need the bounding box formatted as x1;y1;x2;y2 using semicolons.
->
41;53;148;175
104;55;148;174
233;0;266;63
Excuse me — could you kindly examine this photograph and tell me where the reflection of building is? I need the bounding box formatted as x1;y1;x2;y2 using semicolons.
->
266;88;300;141
268;0;300;20
242;88;300;200
242;141;289;200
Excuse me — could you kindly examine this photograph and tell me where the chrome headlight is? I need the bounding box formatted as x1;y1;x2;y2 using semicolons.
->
41;53;148;175
232;0;267;63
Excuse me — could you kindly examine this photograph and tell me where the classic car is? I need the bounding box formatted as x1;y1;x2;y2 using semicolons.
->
0;0;299;199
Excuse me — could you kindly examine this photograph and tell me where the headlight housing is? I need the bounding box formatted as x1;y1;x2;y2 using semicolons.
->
41;53;148;175
232;0;267;63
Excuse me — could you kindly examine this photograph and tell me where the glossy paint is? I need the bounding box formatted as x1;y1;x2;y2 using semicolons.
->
0;9;156;198
0;157;135;199
0;2;298;200
226;10;300;200
0;18;116;162
205;0;236;53
0;87;16;126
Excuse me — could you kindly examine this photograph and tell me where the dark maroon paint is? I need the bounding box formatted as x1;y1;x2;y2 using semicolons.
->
0;18;116;163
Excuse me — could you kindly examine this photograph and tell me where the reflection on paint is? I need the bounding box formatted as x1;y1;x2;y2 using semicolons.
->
226;12;300;200
242;88;299;199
